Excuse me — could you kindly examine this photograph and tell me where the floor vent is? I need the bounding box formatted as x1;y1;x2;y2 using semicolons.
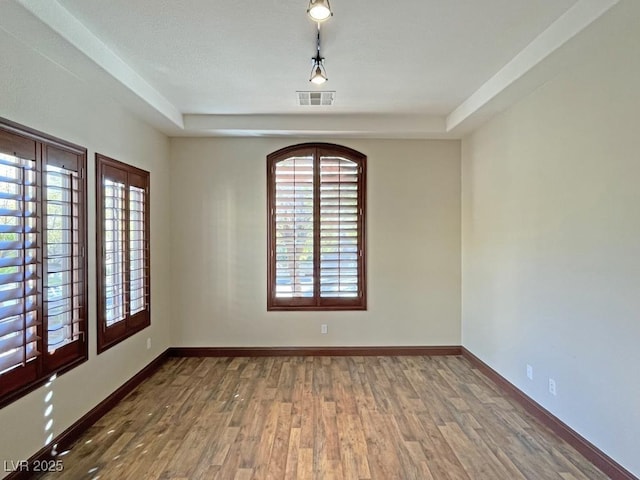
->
297;91;335;106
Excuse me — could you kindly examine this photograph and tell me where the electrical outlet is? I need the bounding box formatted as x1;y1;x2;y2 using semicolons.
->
146;338;151;350
526;364;533;380
321;324;328;334
548;378;557;396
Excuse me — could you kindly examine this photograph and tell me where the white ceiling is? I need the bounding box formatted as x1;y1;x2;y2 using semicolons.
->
0;0;622;137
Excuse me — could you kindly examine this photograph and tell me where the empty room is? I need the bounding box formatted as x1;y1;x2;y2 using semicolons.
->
0;0;638;479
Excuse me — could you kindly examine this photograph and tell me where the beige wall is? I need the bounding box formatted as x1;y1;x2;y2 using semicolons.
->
0;29;172;475
461;3;640;476
170;137;461;347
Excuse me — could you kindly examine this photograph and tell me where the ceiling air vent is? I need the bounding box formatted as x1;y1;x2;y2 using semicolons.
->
297;91;335;106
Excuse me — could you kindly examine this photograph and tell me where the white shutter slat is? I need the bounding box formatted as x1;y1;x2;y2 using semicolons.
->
0;312;39;337
0;344;38;375
0;328;40;353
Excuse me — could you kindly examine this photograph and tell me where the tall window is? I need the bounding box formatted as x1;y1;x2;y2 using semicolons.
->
267;143;366;310
96;154;150;353
0;118;87;406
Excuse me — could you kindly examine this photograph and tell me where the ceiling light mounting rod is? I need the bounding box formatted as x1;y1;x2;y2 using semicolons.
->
315;27;322;60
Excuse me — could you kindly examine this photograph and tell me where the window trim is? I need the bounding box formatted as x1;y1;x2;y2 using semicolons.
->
96;154;150;353
0;117;88;408
267;143;367;311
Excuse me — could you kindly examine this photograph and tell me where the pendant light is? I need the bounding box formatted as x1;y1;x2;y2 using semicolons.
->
309;29;328;84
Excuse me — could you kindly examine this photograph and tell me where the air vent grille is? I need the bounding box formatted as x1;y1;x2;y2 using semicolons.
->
297;91;335;106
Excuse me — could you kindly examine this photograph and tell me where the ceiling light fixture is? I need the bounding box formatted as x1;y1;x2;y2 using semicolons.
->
310;29;328;84
310;61;328;85
307;0;333;22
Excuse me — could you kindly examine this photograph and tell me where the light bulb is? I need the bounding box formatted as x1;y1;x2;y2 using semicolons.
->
310;66;327;84
308;0;332;22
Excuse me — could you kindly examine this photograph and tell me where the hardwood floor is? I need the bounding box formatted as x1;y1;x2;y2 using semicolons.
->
38;356;608;479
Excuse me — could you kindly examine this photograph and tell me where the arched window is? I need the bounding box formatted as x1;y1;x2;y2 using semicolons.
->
267;143;366;310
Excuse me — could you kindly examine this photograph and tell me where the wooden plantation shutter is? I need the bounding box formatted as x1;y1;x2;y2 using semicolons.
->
103;169;127;327
0;139;40;383
0;118;88;406
96;154;150;353
319;151;361;299
128;178;148;316
273;149;315;306
267;143;366;311
44;146;87;371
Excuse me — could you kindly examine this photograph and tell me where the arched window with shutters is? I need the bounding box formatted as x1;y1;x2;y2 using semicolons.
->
267;143;366;311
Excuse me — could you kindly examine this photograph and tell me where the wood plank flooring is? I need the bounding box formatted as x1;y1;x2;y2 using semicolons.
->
38;356;609;479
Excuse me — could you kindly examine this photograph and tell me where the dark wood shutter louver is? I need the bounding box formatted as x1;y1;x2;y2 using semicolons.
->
268;143;366;311
274;152;315;301
44;154;84;353
0;151;40;375
104;176;127;326
128;184;148;315
319;154;361;298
